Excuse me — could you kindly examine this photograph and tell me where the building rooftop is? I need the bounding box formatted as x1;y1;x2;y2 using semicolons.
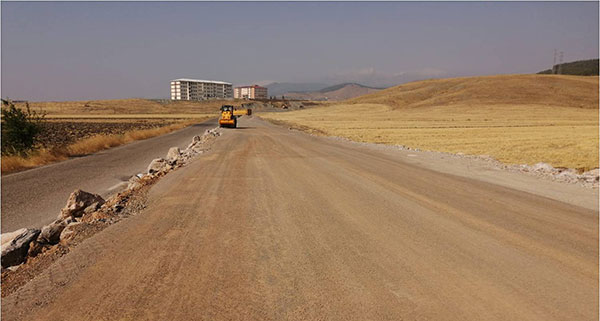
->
171;78;232;85
235;85;267;89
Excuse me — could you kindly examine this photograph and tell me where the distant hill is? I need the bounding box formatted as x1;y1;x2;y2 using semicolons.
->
265;82;329;97
347;74;599;109
538;59;599;76
315;83;384;93
284;83;385;101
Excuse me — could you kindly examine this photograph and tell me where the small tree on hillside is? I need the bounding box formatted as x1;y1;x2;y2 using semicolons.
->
1;99;46;156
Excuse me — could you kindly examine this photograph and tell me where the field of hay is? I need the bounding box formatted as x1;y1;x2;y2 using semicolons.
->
261;75;599;171
14;98;245;116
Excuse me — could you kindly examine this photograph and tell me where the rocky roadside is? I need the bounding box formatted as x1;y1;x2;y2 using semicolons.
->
348;141;599;189
0;127;222;297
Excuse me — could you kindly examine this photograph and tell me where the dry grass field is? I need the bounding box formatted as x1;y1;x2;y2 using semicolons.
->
14;98;241;115
262;74;599;171
44;114;215;119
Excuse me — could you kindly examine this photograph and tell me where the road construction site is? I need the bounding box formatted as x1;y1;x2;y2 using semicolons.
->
1;116;597;321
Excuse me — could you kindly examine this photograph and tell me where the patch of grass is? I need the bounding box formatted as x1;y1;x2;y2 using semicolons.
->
66;135;125;156
261;75;599;171
1;150;68;173
1;119;209;174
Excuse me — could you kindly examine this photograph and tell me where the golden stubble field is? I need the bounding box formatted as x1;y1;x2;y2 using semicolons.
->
15;98;237;115
262;75;599;171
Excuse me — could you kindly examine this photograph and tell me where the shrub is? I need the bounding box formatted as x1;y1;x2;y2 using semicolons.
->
1;99;46;156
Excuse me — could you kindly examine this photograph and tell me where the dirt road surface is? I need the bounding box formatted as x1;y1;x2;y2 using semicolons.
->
2;117;597;320
1;119;215;233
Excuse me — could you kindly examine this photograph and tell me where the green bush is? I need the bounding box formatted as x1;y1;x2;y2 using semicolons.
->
1;99;46;156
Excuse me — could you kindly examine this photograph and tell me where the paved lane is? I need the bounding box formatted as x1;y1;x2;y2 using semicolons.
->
1;119;215;232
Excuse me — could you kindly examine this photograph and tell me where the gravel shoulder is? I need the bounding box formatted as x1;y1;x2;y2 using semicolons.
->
314;133;599;212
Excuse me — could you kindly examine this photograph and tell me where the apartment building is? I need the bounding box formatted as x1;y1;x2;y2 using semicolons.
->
170;79;233;100
233;85;268;100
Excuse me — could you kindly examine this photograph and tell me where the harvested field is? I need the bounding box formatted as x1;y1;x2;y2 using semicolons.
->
44;114;214;119
14;98;239;115
261;75;599;171
38;120;176;149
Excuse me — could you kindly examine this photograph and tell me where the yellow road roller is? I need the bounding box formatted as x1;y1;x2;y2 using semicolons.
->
219;105;237;128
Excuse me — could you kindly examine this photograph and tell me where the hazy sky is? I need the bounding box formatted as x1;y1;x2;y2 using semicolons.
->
1;1;598;101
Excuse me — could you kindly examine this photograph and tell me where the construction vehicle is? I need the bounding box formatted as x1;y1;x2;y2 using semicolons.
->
219;105;252;128
219;105;237;128
233;108;252;116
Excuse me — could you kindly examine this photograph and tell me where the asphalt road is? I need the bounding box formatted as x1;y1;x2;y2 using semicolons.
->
1;119;215;233
2;117;597;320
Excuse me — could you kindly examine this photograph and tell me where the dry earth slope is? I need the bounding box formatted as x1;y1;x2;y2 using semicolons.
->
346;74;598;109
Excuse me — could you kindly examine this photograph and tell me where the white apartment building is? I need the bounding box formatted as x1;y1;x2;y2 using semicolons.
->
170;79;233;100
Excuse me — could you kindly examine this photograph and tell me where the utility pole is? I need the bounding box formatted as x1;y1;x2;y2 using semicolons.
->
558;51;564;74
553;49;558;74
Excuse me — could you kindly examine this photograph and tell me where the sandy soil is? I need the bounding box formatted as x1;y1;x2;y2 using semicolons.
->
2;117;597;321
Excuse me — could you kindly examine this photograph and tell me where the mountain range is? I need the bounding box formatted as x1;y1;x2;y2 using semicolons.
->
281;83;385;101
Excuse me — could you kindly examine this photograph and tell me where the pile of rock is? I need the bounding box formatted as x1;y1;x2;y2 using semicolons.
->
145;128;221;177
516;162;599;187
1;190;104;269
1;127;222;270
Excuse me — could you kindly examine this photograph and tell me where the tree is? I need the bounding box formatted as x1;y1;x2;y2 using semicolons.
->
1;99;46;155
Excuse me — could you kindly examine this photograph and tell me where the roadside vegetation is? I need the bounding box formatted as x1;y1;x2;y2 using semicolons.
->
261;74;599;171
1;99;46;156
1;120;207;174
